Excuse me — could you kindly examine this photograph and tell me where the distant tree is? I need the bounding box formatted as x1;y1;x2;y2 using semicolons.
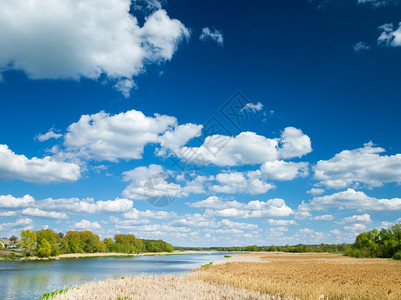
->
0;243;3;250
9;235;18;244
19;230;37;256
37;238;52;257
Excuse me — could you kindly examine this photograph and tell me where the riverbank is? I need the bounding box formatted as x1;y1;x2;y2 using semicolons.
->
45;252;401;299
0;250;217;261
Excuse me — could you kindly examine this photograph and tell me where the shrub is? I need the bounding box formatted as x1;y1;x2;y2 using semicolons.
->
393;251;401;260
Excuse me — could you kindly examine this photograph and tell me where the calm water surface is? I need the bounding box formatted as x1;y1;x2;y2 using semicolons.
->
1;253;227;300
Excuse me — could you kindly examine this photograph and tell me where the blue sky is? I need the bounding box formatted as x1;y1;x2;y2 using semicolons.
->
1;0;401;246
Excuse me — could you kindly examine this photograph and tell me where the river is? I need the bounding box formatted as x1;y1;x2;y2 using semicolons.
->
1;253;227;300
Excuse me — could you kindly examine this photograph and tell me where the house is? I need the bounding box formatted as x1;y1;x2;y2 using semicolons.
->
0;239;11;249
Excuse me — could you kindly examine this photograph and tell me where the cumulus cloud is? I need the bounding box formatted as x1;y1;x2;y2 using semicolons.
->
122;164;180;200
314;142;401;188
74;219;102;230
177;127;311;167
338;214;372;224
260;160;308;181
36;197;133;214
307;188;325;195
0;1;189;97
0;211;18;217
0;144;81;183
0;218;33;232
0;194;35;208
199;27;224;45
268;219;298;226
344;223;366;232
210;171;275;195
123;208;177;220
62;109;201;162
21;208;68;219
378;23;401;47
188;196;294;219
278;127;312;159
36;127;63;142
306;188;401;211
313;214;334;221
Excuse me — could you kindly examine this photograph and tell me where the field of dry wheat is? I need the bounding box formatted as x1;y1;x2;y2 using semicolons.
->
192;252;401;300
49;274;289;300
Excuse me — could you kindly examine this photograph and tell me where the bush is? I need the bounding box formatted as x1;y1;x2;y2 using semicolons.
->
393;251;401;260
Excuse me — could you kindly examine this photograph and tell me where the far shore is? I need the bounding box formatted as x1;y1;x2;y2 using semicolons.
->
0;250;219;261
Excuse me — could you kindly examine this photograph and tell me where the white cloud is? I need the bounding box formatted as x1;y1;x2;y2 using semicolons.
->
0;194;34;208
0;1;189;97
338;214;372;224
36;197;133;214
210;171;274;195
74;219;102;230
260;160;308;181
0;211;18;217
378;23;401;47
157;123;203;155
353;41;370;53
218;219;259;230
21;207;68;219
307;188;401;211
188;196;294;219
170;213;216;228
313;214;334;221
278;127;312;159
122;164;181;200
123;208;177;220
63;109;201;162
0;144;81;183
241;102;263;113
358;0;400;7
268;219;298;226
199;27;224;45
344;223;366;232
36;127;62;142
64;110;175;161
178;131;279;166
314;142;401;188
307;188;325;195
176;127;311;167
0;218;33;232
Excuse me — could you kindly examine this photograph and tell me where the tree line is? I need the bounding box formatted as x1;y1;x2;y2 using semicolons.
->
345;223;401;260
18;229;174;257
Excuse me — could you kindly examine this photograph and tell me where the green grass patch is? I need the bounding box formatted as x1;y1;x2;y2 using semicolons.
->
201;261;214;268
224;255;232;258
38;288;73;299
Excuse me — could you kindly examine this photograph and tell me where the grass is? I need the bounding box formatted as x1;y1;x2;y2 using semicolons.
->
192;252;401;299
201;261;213;268
38;288;72;299
44;275;279;299
224;255;232;258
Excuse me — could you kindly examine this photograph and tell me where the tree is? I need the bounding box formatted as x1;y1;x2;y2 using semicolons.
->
19;230;37;256
36;229;59;256
103;238;114;252
0;242;3;250
37;238;52;257
9;235;18;245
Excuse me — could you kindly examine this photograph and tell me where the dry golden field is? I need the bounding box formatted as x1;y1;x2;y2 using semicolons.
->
192;252;401;300
50;274;290;300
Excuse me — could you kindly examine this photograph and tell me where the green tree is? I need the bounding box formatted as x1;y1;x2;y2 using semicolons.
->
37;238;52;257
19;230;37;256
9;235;18;245
103;238;114;252
36;229;59;256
